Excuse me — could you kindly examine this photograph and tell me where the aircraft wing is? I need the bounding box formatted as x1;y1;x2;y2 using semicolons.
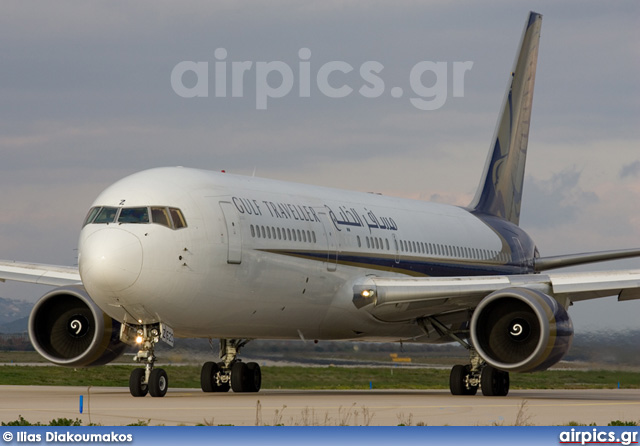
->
352;269;640;320
0;260;81;286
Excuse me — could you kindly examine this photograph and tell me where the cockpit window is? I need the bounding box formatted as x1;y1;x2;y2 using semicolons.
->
169;208;187;229
93;207;118;224
151;207;171;228
83;205;186;229
83;207;102;226
118;207;150;224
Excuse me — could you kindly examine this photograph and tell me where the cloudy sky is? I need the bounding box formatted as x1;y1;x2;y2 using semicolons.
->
1;1;638;333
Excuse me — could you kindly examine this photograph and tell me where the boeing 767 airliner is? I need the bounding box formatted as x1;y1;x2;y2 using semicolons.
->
2;12;640;398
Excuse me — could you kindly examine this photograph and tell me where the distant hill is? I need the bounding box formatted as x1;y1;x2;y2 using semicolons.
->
0;316;29;334
0;297;33;326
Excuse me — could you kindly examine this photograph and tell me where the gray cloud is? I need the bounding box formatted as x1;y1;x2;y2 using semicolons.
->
521;167;599;229
620;160;640;179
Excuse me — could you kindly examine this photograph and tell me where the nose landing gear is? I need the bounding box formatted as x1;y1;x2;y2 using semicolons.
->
123;324;169;398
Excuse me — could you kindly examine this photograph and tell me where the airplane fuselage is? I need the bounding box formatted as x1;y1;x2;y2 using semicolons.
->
78;167;537;342
11;13;635;398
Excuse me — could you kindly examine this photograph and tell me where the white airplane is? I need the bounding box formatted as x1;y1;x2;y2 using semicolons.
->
2;12;640;398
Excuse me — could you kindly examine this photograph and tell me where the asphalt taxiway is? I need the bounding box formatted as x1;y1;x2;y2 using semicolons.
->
1;386;639;426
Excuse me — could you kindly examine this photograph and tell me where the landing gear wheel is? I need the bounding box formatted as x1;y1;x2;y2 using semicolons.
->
245;362;262;393
149;368;168;397
481;365;509;396
201;362;230;392
231;362;248;392
449;364;478;395
129;368;148;397
230;361;262;392
201;361;218;392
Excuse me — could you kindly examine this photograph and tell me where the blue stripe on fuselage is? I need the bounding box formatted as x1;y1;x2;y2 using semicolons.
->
269;249;528;277
260;211;537;277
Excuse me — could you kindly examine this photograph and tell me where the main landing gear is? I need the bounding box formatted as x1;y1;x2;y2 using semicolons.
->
200;339;262;393
420;316;510;397
449;349;509;397
125;324;168;398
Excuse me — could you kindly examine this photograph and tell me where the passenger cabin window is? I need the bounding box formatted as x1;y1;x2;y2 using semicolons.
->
249;224;317;245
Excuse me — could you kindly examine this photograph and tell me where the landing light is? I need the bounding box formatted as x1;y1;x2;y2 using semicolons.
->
361;289;375;298
135;336;144;344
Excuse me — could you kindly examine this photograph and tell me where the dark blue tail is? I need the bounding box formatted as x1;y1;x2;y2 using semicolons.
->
469;12;542;226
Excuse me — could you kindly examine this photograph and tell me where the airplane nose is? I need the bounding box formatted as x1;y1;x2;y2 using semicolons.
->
79;228;143;292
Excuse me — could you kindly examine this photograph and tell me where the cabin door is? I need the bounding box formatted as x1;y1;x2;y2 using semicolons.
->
317;211;338;271
219;201;242;264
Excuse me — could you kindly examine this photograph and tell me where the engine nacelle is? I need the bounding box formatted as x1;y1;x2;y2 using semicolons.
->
28;285;127;367
470;287;573;373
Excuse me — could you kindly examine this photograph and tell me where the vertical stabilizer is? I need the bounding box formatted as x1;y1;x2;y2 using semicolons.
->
469;12;542;225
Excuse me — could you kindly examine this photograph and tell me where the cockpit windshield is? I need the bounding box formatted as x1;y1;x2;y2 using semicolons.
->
83;206;187;230
118;207;149;224
93;207;118;224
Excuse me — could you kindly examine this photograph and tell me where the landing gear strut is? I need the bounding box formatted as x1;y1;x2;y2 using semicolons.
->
125;324;168;398
200;339;261;393
420;316;510;397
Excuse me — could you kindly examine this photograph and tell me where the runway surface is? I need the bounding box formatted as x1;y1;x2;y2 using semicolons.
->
1;386;639;426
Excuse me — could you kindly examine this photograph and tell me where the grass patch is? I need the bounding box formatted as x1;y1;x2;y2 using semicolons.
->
1;364;638;390
0;351;46;363
1;416;82;426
